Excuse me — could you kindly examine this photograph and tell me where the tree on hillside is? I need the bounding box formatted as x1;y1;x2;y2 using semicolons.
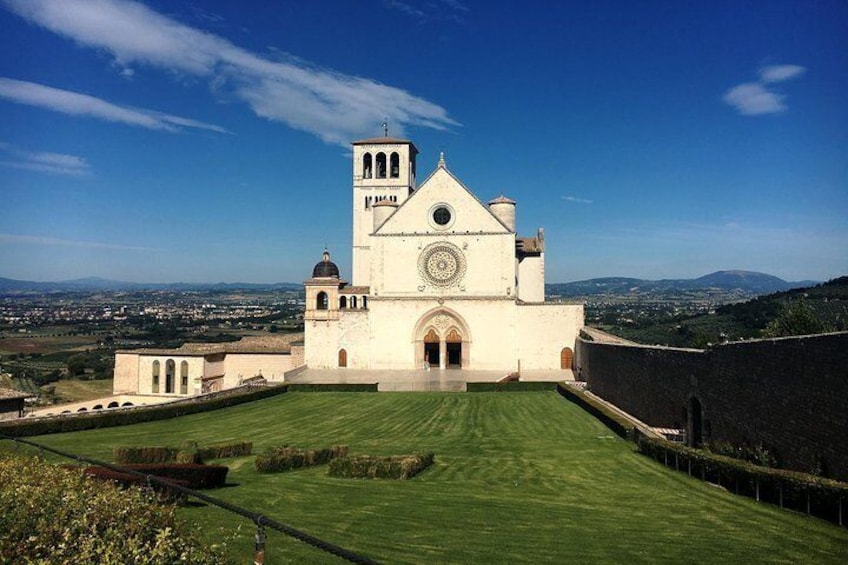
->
762;299;831;338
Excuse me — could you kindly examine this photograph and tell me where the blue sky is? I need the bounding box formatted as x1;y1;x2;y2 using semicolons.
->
0;0;846;284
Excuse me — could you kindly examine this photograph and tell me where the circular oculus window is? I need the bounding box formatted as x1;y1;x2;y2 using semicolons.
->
433;206;451;226
428;204;455;230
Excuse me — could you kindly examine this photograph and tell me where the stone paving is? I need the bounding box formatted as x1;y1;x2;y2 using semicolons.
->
286;368;574;392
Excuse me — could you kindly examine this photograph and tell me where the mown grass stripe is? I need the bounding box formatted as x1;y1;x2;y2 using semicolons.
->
25;392;848;564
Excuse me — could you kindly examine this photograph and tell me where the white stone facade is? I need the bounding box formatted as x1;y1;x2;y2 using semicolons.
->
304;137;584;372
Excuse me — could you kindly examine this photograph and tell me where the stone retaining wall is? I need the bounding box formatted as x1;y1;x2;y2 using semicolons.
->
576;330;848;481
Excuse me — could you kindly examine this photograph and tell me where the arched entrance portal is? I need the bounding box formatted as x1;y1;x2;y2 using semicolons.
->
424;329;440;367
413;308;471;370
446;329;462;368
560;347;574;370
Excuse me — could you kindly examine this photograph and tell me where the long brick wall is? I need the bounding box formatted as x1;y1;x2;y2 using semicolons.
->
575;329;848;481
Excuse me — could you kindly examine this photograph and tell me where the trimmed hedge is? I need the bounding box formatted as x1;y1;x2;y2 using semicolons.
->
114;440;252;465
80;466;189;502
198;440;253;460
556;382;635;440
637;433;848;526
467;382;558;392
0;384;289;438
288;383;378;392
119;463;229;489
328;453;435;480
175;441;202;464
255;445;349;473
114;446;180;464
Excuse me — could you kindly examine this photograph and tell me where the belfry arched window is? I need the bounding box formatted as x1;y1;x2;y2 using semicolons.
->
376;152;387;179
340;296;347;309
351;296;358;308
363;153;372;179
390;152;400;178
317;291;328;310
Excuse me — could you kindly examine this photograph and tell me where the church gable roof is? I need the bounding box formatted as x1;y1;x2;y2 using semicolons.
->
375;163;511;235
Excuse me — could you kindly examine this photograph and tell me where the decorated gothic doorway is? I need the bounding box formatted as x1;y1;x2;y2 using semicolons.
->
560;347;574;370
446;329;462;368
424;329;440;367
414;309;471;370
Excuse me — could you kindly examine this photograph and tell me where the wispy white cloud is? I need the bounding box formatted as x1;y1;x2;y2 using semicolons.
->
0;77;228;133
723;82;786;115
2;0;458;145
385;1;425;19
759;64;805;84
0;233;155;251
0;142;92;176
562;195;593;204
723;64;806;116
385;0;469;22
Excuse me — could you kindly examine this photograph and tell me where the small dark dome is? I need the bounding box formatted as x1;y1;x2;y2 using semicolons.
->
312;249;340;278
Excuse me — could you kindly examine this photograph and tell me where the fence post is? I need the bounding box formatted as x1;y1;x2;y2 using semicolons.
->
253;522;266;565
839;496;843;527
755;479;759;502
779;483;783;508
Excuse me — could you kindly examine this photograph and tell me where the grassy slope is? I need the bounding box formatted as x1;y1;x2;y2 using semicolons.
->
49;378;114;403
28;392;848;564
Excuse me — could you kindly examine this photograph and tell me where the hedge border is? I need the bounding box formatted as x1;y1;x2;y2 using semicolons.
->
118;463;229;489
328;453;435;480
255;445;349;473
287;383;378;392
466;382;558;392
0;384;289;438
114;446;180;465
555;382;635;440
197;440;253;460
556;380;848;526
637;433;848;526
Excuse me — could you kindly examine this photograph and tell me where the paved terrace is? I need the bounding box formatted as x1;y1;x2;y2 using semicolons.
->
287;368;574;392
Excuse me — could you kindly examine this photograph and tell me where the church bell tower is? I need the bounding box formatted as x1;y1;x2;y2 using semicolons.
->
351;134;418;286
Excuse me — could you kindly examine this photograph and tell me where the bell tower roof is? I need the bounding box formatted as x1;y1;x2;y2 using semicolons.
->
352;137;418;152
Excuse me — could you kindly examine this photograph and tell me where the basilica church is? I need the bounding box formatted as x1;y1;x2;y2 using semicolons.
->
304;136;583;372
113;136;582;399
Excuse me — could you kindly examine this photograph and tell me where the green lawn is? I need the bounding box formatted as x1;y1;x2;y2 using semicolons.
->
49;378;114;403
26;392;848;564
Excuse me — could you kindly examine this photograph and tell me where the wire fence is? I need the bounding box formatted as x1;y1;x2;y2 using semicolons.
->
0;434;381;564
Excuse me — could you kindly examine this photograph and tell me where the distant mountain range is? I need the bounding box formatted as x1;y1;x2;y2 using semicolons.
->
546;270;820;298
0;270;821;295
0;276;301;293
